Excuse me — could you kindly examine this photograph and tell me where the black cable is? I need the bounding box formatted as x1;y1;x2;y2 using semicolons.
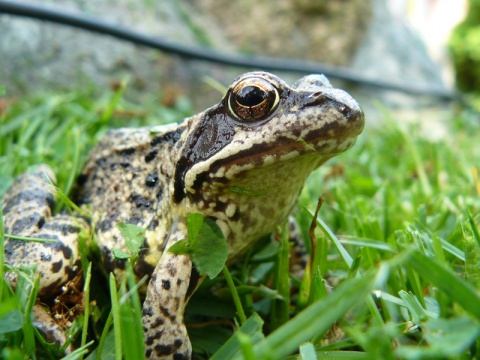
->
0;0;459;101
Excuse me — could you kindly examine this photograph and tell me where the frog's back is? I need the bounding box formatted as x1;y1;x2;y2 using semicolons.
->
74;125;183;277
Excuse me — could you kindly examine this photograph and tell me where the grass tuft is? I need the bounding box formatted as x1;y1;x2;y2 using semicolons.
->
1;84;480;359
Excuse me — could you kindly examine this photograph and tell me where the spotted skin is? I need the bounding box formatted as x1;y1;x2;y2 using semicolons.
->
2;166;86;296
2;72;364;359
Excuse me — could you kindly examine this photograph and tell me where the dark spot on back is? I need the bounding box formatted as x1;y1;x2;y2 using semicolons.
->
98;218;114;232
77;173;89;186
95;157;107;167
145;172;159;187
60;243;73;259
134;254;155;278
51;259;63;273
129;193;151;209
145;150;158;163
127;215;143;225
151;128;184;147
117;147;136;156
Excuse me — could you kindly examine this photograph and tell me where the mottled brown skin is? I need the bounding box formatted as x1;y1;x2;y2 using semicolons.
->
2;72;364;359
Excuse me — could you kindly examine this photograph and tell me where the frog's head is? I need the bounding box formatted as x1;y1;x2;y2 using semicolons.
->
173;71;364;253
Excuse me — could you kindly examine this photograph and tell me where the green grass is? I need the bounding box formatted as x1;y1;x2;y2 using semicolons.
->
1;85;480;360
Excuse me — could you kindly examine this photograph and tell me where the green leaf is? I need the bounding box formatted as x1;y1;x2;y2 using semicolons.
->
191;218;228;278
0;307;23;334
186;213;204;243
116;223;146;257
112;248;131;260
167;238;192;255
168;214;228;279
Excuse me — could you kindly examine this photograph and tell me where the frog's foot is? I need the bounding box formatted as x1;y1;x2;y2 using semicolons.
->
33;304;74;353
2;165;89;347
143;233;202;360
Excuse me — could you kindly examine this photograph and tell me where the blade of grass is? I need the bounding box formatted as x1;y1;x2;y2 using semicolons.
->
211;313;264;360
406;249;480;320
253;271;376;359
468;212;480;247
120;263;145;360
309;211;353;268
109;274;122;360
223;265;247;325
63;127;81;196
271;224;290;330
80;263;92;359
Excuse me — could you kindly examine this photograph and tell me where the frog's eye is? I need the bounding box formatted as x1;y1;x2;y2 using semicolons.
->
227;78;280;122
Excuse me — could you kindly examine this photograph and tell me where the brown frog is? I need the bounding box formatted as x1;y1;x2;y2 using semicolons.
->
2;71;364;359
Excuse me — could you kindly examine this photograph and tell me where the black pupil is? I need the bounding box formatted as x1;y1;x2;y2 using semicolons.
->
236;86;267;107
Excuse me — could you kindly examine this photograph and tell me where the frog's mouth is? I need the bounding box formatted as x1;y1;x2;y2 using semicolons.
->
212;106;364;172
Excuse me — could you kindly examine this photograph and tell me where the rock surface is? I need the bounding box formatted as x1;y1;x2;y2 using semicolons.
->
0;0;447;115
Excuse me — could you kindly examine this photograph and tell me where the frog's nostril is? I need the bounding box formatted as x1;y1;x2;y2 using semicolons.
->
346;110;365;130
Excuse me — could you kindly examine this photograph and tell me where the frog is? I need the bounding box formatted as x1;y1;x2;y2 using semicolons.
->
2;71;364;359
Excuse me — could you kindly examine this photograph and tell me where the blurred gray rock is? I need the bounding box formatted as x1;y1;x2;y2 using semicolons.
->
0;0;447;115
0;0;370;109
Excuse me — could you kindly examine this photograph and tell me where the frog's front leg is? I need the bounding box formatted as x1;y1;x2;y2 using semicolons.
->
143;226;202;360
